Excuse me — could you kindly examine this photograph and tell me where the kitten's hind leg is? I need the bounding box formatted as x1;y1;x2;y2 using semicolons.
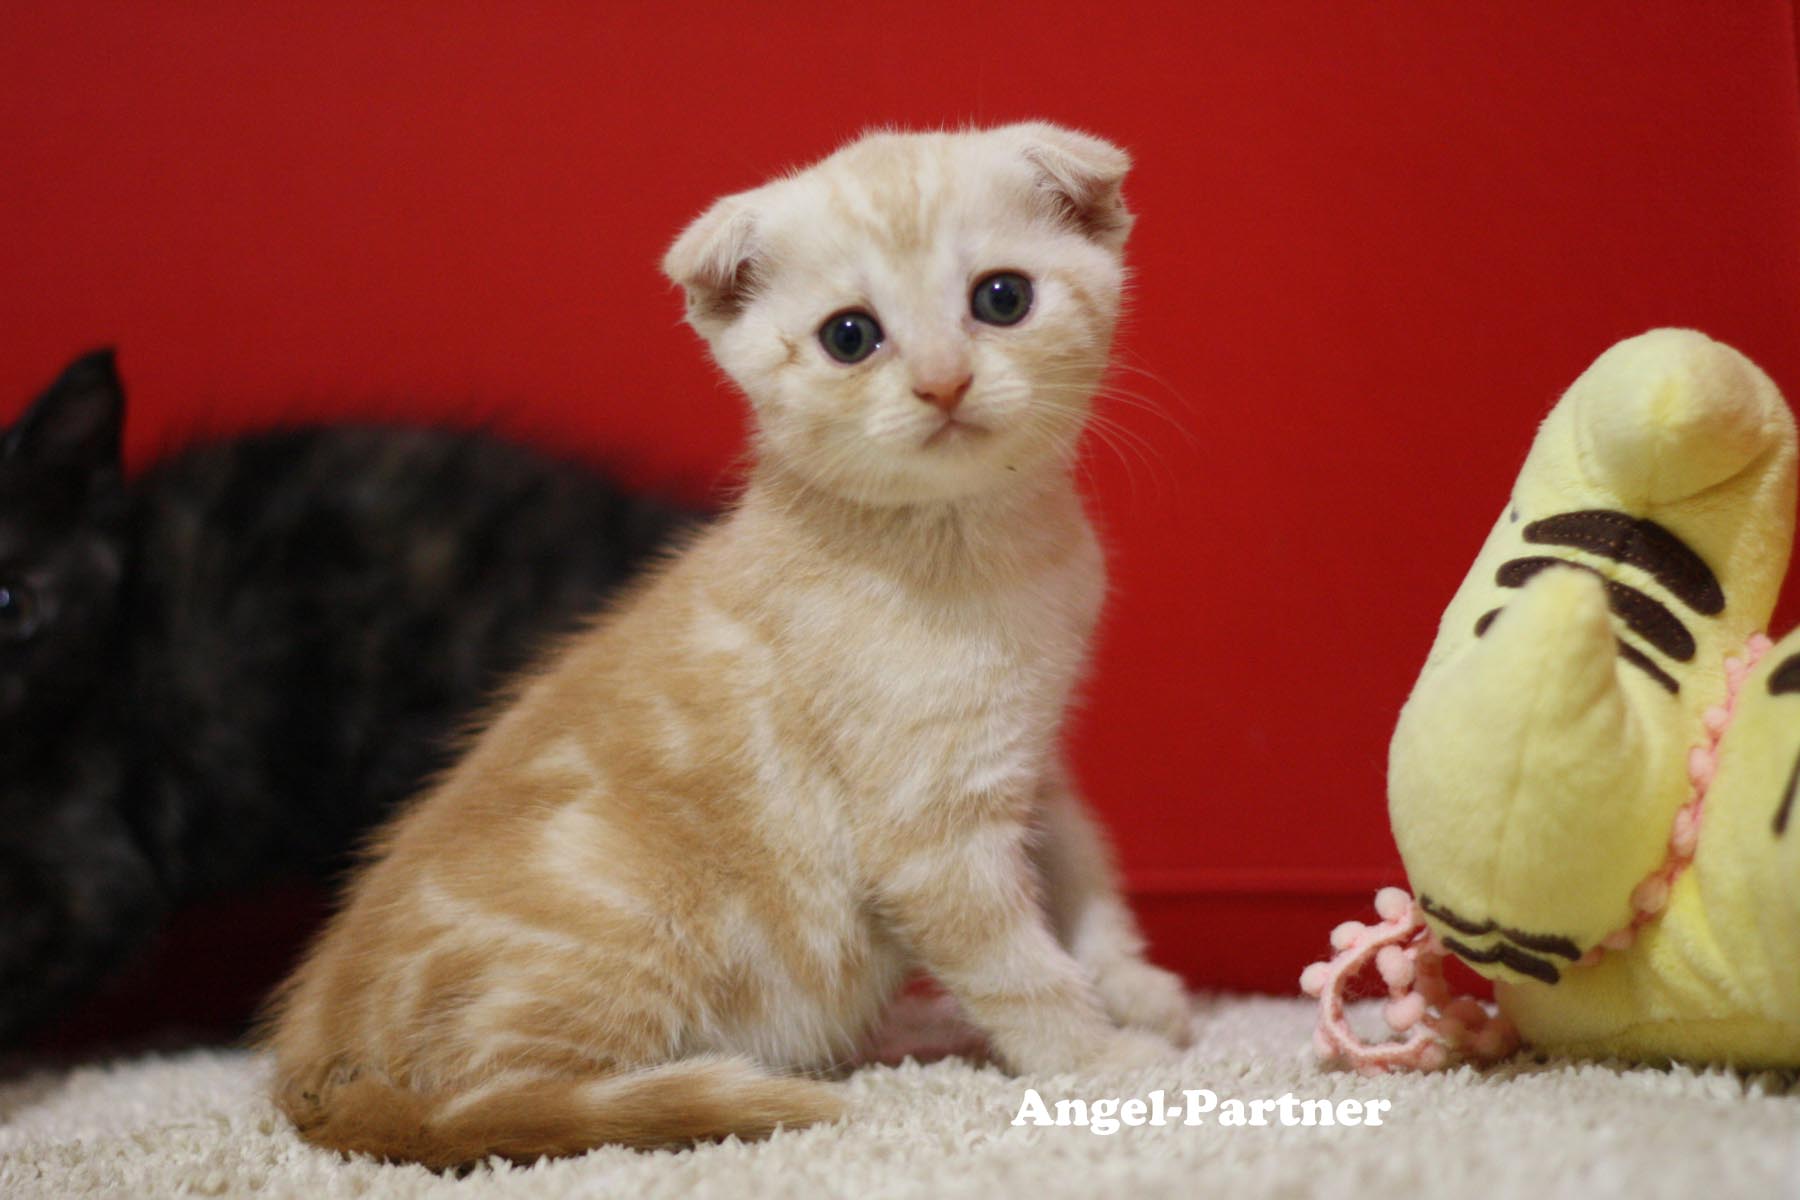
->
1031;767;1193;1047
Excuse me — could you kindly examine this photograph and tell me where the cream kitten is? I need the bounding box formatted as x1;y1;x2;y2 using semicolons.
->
264;122;1191;1168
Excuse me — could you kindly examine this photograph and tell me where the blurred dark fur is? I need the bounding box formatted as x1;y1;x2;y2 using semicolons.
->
0;350;701;1044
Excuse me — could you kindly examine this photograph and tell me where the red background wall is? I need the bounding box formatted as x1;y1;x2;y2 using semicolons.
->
5;2;1800;1014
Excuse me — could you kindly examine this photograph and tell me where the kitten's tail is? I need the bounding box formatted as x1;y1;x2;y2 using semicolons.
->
275;1055;843;1169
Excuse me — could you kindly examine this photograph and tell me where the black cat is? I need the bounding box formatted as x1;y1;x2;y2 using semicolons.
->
0;350;700;1044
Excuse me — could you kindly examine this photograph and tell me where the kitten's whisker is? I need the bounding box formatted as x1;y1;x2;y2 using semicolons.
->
1027;391;1166;466
1025;373;1192;445
1107;352;1191;405
1015;402;1168;500
1027;382;1191;466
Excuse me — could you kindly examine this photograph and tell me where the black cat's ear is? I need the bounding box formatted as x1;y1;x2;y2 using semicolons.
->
1010;122;1135;251
662;194;760;331
6;349;125;473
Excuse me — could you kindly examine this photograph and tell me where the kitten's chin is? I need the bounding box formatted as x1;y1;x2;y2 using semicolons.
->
841;450;1070;507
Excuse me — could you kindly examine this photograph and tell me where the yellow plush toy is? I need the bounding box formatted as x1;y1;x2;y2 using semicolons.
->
1304;328;1800;1069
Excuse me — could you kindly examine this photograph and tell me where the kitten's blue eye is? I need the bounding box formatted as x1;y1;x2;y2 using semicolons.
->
0;582;39;641
971;272;1033;326
819;312;883;364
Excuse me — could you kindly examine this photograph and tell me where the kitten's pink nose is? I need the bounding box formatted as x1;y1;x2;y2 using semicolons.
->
912;372;972;414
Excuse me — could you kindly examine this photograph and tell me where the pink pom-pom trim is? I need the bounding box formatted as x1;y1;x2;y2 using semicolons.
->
1301;886;1520;1074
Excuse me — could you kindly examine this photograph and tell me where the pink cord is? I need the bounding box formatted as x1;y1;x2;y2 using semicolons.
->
1305;633;1771;1073
1301;887;1519;1074
1579;633;1769;963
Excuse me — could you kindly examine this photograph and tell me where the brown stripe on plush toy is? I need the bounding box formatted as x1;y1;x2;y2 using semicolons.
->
1440;937;1562;985
1777;750;1800;837
1420;895;1582;960
1522;510;1723;615
1766;655;1800;832
1614;640;1680;694
1767;653;1800;696
1495;557;1695;661
1469;594;1679;692
1419;894;1496;936
1494;926;1582;961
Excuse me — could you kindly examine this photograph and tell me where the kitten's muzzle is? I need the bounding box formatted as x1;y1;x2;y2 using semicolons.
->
923;417;990;448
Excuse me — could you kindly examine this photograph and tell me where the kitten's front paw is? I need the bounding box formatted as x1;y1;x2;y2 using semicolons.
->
996;1020;1178;1076
1077;1028;1181;1075
1094;959;1193;1047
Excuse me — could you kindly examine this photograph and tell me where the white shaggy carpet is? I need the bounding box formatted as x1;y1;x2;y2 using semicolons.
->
3;995;1798;1200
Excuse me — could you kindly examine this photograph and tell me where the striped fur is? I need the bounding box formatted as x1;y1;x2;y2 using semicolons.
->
264;124;1190;1167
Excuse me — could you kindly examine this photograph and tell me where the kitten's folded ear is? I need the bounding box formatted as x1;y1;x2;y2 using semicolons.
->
663;196;760;330
6;349;125;474
1010;123;1135;250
